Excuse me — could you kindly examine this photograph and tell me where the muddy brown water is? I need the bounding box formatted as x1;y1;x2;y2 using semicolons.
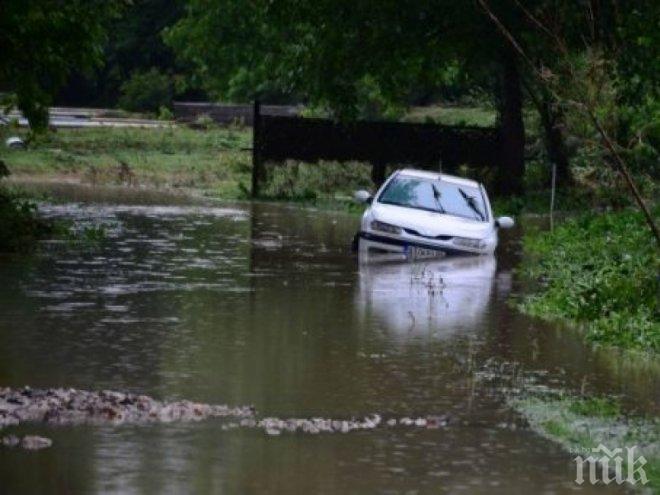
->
0;184;656;494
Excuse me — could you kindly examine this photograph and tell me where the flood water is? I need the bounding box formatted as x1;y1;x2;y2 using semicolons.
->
0;185;656;494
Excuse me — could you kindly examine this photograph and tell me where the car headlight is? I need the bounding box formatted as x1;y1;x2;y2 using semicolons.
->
370;220;401;235
453;237;485;249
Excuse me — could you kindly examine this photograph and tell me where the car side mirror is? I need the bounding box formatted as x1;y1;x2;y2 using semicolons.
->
495;216;515;229
354;190;372;204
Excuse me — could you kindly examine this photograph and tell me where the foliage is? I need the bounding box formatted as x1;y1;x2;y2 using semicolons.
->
403;105;497;127
490;1;659;188
0;183;111;253
165;0;658;201
164;1;499;119
510;395;659;491
0;188;51;253
55;0;203;108
0;159;50;253
157;105;174;121
0;0;122;131
520;208;660;352
119;68;173;113
567;397;621;418
0;126;252;196
260;161;373;201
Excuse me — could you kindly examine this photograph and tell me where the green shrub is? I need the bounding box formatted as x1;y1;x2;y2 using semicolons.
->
0;189;51;253
261;160;373;201
568;397;621;418
119;68;173;113
520;208;660;352
157;105;174;121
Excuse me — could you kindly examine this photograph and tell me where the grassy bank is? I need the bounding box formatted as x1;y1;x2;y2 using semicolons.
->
0;125;254;198
476;359;659;491
519;208;660;352
511;395;659;490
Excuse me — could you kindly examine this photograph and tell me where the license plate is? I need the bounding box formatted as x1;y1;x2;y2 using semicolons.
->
407;246;444;260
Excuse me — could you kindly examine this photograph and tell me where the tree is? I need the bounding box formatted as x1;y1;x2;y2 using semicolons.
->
56;0;202;108
118;68;173;112
477;0;660;242
166;0;529;193
0;0;121;131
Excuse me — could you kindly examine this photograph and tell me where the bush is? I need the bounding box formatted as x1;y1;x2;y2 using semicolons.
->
0;189;51;253
260;161;373;201
157;105;174;121
119;68;173;113
520;208;660;352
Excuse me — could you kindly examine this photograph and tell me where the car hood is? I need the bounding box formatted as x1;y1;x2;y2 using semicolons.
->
372;203;492;238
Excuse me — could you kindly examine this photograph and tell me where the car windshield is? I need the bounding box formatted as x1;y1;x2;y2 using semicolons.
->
377;175;488;222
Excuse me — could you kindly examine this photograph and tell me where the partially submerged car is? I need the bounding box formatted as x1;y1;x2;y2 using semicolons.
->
354;169;514;259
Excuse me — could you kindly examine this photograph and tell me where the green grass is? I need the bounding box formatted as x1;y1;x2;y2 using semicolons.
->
519;208;660;352
511;395;659;491
568;397;622;418
260;160;374;203
0;125;254;198
403;104;497;127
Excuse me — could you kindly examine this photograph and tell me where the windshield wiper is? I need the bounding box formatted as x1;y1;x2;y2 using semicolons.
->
458;188;485;221
432;183;446;214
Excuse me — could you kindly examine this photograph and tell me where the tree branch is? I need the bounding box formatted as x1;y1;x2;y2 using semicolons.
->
476;0;660;246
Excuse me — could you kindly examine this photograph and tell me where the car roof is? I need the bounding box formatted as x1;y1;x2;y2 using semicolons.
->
396;168;481;188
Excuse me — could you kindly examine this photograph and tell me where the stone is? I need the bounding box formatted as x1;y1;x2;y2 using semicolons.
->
21;436;52;450
2;435;20;447
0;386;455;442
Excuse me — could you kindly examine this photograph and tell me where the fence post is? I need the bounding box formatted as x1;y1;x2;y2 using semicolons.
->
371;161;386;188
251;100;262;197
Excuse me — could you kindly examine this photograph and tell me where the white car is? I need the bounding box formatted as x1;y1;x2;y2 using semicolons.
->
354;169;514;259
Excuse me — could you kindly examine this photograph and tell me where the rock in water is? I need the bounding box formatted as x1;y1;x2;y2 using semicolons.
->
1;435;52;450
1;435;20;447
21;435;52;450
0;386;255;430
0;386;452;442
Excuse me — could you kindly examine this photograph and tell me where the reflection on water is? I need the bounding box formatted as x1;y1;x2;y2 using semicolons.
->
0;187;653;494
357;255;497;338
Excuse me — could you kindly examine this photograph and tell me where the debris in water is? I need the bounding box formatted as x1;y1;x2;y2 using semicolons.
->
1;434;52;450
1;434;20;447
21;435;52;450
0;386;255;431
0;386;452;450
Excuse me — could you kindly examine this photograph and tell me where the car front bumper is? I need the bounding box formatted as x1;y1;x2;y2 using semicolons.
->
356;231;481;257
